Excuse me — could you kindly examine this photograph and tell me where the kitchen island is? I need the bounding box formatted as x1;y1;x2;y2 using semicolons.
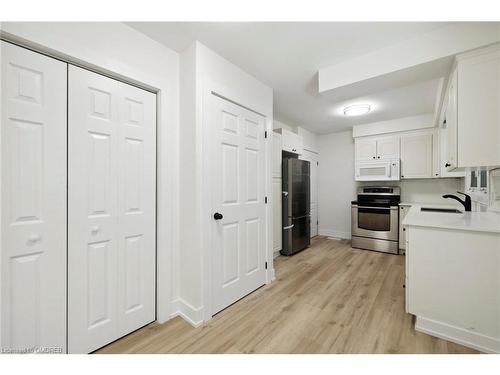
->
403;205;500;353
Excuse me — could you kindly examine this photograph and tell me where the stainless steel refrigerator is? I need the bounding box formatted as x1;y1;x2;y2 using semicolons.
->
281;158;310;256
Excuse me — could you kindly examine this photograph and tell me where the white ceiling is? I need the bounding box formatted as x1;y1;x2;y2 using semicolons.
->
127;22;450;134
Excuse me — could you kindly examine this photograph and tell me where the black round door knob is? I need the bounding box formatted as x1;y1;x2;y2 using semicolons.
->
213;212;223;220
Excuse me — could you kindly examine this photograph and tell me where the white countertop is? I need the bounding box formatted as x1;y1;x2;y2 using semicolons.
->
402;204;500;234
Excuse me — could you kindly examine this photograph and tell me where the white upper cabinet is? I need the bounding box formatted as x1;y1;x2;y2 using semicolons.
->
445;68;459;171
376;136;400;160
400;131;434;179
276;128;303;155
355;135;399;162
451;45;500;170
355;138;377;161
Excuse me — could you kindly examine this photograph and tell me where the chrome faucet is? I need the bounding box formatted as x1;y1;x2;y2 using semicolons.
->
442;191;472;211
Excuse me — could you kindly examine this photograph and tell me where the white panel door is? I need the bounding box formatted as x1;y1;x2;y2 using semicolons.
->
211;95;266;315
68;66;156;353
400;133;433;179
1;42;67;352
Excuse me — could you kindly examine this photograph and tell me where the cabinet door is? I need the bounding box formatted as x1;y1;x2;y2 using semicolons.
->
272;132;282;178
446;69;458;171
439;128;465;178
376;136;400;160
399;205;410;251
281;129;300;153
355;138;377;161
272;178;282;253
458;49;500;168
293;132;303;155
400;133;433;179
1;42;67;352
281;129;293;153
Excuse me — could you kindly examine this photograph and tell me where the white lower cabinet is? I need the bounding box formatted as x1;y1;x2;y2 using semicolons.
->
407;225;500;353
1;41;68;353
398;204;411;252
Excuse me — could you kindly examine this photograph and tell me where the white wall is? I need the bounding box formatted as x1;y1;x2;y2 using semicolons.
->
0;22;180;323
318;131;356;239
273;119;297;133
179;41;273;325
318;130;463;239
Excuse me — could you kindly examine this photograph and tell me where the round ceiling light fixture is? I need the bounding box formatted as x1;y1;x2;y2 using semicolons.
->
343;104;371;117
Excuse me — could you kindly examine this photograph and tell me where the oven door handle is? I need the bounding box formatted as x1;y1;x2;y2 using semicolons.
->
352;205;398;211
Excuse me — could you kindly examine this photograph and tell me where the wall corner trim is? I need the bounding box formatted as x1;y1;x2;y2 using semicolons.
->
170;298;204;328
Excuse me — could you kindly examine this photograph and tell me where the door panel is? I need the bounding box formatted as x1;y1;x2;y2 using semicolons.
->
1;41;67;352
68;66;156;353
355;138;377;161
376;136;400;160
401;133;433;179
211;95;266;315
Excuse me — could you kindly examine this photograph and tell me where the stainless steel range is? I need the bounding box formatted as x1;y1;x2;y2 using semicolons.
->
351;186;400;254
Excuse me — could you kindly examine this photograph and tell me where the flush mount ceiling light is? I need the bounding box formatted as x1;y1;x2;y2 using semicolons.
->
343;104;371;117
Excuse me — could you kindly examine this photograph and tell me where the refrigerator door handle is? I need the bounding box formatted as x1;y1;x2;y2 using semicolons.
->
283;224;294;230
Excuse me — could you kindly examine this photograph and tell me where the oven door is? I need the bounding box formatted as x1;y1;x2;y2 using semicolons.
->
351;204;398;241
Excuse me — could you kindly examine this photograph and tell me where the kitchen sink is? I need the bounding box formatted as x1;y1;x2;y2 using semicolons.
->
420;207;462;214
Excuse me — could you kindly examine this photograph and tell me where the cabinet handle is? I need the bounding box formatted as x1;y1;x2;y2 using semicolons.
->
372;156;376;159
445;162;451;167
377;156;380;159
91;225;100;234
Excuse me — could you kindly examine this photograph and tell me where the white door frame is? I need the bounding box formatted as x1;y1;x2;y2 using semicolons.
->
200;78;274;322
0;36;170;331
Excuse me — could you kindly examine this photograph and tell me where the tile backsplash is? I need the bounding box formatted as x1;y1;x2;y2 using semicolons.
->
358;178;464;206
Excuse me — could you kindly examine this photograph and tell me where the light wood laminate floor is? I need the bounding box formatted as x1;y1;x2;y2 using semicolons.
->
97;236;477;354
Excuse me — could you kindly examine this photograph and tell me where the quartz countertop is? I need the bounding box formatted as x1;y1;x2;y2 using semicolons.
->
402;204;500;234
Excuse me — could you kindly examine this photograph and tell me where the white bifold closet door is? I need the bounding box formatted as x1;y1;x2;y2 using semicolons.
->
1;41;67;352
210;94;267;315
68;66;156;353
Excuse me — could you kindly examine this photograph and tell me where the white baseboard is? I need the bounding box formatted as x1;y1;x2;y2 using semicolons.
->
170;298;204;328
273;249;281;258
318;228;351;240
415;316;500;354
